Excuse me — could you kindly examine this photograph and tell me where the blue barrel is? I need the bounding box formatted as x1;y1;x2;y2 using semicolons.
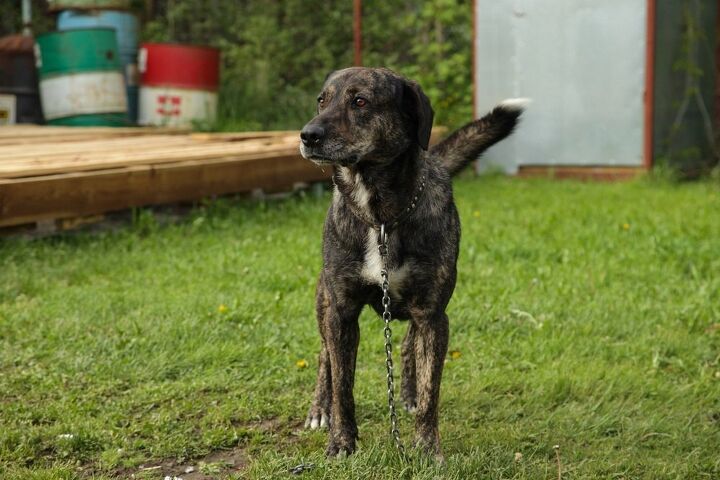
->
57;10;139;122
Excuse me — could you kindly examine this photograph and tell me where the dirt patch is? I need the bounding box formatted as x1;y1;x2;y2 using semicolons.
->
112;417;306;479
109;447;247;480
132;446;248;480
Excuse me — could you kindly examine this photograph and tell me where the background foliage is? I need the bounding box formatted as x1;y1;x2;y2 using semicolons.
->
1;0;473;131
141;0;473;130
0;0;54;40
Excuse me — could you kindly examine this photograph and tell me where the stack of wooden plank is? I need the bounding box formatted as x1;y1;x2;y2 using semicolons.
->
0;125;189;146
0;126;330;227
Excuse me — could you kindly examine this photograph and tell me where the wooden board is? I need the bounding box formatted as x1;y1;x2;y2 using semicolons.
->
0;151;329;226
0;125;191;145
0;126;449;228
0;136;300;178
0;127;327;226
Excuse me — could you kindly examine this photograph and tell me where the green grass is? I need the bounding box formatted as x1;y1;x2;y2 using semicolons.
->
1;176;719;479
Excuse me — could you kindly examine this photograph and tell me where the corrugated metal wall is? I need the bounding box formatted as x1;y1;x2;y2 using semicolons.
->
474;0;647;172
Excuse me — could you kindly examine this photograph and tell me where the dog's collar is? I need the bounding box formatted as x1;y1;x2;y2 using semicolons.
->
333;170;427;232
382;173;426;230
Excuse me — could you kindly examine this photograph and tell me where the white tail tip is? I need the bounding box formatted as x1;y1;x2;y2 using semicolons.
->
499;97;532;110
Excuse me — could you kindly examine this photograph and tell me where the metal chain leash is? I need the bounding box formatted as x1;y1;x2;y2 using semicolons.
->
378;224;405;453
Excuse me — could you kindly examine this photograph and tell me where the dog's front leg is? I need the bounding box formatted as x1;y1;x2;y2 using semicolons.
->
322;302;361;457
306;282;332;429
305;344;331;429
412;310;449;459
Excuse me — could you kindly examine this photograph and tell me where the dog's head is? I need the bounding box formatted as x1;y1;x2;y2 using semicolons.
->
299;67;434;167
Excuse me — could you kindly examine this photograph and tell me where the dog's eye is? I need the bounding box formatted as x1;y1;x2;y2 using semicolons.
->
353;97;367;108
317;96;325;105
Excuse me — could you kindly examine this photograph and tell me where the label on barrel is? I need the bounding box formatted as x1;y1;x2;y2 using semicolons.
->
156;94;181;116
0;94;17;125
138;87;217;127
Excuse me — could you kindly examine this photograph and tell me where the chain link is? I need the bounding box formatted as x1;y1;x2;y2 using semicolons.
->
378;224;404;453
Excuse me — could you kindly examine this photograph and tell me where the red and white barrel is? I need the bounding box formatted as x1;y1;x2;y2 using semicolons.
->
138;43;220;127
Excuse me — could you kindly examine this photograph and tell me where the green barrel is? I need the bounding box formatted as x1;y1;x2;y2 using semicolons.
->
35;28;128;126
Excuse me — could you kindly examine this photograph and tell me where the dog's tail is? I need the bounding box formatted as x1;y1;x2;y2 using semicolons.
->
431;98;528;176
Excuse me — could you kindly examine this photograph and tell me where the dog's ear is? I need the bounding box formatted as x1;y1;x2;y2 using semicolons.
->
402;80;434;150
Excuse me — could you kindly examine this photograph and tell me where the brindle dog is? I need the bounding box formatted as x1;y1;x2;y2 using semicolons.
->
299;67;524;459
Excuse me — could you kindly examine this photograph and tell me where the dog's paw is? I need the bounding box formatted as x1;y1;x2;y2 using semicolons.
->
304;406;330;430
325;436;356;458
403;400;417;414
413;431;442;461
400;387;416;414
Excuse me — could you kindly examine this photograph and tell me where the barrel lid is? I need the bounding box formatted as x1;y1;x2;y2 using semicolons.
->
141;42;219;54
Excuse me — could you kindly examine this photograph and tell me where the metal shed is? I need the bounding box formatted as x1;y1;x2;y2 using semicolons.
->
473;0;718;178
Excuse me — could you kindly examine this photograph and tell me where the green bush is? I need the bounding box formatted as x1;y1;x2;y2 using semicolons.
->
141;0;473;131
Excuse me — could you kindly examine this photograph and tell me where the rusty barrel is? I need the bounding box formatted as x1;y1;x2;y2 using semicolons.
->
0;35;43;124
35;28;128;126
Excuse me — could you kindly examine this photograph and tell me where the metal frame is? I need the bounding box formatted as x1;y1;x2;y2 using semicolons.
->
643;0;656;169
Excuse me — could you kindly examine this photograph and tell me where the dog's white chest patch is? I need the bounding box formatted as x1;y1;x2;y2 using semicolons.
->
360;228;410;294
339;168;371;212
350;173;371;210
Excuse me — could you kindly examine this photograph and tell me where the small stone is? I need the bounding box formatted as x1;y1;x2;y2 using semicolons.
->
514;452;523;461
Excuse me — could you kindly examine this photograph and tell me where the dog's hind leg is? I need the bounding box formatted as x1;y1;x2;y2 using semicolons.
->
401;324;417;413
412;310;449;460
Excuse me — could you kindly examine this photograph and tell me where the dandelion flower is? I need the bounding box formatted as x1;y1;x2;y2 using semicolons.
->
473;211;481;218
218;304;228;313
449;350;461;360
296;359;308;369
622;223;630;231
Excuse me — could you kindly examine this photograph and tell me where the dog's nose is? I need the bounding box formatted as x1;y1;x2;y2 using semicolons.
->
300;124;325;147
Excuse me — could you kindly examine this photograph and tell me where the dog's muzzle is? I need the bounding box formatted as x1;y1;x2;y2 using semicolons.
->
300;124;326;147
